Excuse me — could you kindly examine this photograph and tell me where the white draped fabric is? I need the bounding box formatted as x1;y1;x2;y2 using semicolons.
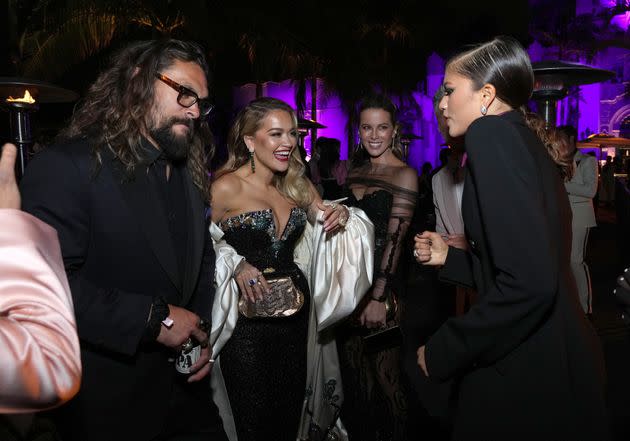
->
210;206;374;441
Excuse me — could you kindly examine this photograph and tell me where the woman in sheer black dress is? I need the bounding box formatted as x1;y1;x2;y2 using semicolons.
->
337;94;418;440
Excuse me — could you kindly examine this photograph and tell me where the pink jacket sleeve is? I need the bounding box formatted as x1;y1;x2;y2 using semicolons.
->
0;209;81;413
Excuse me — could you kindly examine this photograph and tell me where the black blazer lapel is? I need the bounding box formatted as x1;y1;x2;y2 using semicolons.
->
111;158;182;292
181;169;205;305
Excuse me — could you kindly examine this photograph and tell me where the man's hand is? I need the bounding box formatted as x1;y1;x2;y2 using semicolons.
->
186;346;214;383
0;143;20;209
417;345;429;376
156;305;208;350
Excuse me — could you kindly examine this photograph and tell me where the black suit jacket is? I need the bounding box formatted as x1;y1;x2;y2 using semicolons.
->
425;112;609;440
20;138;216;441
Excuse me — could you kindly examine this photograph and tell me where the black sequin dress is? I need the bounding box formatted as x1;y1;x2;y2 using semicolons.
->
218;207;310;441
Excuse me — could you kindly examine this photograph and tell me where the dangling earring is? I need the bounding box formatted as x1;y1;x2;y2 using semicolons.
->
481;104;488;115
249;150;255;173
389;133;397;150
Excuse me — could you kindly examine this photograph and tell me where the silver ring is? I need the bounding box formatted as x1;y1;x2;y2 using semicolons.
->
197;318;209;334
181;338;194;353
248;278;257;287
338;215;348;227
413;249;419;258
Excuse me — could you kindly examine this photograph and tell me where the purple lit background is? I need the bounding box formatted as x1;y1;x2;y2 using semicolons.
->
233;0;630;171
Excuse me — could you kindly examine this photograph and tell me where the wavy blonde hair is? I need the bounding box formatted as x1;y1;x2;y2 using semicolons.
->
216;97;313;208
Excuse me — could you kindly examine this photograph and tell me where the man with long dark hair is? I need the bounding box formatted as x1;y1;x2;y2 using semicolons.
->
20;39;227;441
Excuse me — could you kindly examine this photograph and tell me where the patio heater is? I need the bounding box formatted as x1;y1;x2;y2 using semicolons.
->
531;61;615;129
298;117;327;158
400;133;422;162
1;78;78;181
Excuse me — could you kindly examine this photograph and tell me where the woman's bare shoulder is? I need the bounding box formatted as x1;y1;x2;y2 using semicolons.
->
210;172;245;221
212;171;243;195
392;164;419;191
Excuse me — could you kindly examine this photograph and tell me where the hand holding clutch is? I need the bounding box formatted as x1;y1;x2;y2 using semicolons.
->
238;273;304;318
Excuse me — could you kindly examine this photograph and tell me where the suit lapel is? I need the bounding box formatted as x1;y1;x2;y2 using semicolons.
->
110;157;183;292
181;168;205;305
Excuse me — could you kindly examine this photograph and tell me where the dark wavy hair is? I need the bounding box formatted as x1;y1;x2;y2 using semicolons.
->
351;93;404;168
59;39;213;200
446;35;573;180
216;97;313;208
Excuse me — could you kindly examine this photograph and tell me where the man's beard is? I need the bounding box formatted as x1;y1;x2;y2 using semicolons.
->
149;117;195;163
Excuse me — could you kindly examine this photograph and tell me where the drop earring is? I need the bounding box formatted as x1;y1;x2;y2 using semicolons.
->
481;104;488;115
249;150;255;173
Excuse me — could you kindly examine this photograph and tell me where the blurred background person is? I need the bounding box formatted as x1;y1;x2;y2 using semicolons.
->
559;124;598;316
431;87;475;317
600;155;615;207
310;136;347;200
337;93;418;440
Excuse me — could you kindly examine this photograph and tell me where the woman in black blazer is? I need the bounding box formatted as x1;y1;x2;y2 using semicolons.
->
413;36;610;440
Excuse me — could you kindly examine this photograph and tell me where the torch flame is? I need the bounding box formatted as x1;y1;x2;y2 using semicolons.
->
6;90;36;104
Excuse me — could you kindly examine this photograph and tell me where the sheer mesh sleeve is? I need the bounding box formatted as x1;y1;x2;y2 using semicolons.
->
346;166;418;300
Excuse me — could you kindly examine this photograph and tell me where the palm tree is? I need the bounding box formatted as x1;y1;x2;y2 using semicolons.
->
17;0;257;81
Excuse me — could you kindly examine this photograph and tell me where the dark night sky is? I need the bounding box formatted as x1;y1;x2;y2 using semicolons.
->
1;0;572;144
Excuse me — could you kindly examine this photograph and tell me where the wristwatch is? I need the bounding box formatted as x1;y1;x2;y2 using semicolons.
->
146;296;171;341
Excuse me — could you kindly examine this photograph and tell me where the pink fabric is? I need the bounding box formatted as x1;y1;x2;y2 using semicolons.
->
0;209;81;413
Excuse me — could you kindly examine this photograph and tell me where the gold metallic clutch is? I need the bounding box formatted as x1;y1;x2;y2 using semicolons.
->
238;274;305;318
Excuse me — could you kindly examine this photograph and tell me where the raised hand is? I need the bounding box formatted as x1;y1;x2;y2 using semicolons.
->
413;231;448;266
0;143;20;209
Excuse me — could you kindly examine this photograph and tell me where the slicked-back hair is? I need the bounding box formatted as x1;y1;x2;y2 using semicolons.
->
446;36;573;180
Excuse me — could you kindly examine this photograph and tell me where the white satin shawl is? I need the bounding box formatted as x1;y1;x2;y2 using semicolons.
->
0;209;81;413
209;206;374;441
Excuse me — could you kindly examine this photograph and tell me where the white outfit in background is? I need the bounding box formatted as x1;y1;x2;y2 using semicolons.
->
565;150;598;313
432;164;465;236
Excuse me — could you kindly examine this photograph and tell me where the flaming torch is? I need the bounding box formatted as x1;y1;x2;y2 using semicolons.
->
5;90;38;180
1;78;78;182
